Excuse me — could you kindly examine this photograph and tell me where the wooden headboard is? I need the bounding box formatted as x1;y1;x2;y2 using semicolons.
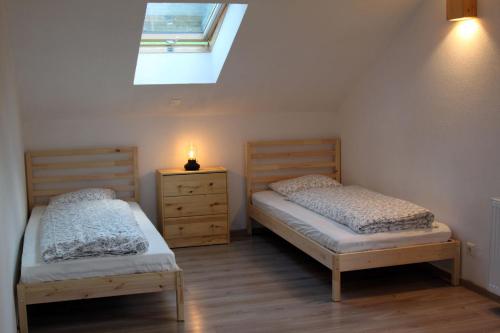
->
245;138;341;205
25;147;139;211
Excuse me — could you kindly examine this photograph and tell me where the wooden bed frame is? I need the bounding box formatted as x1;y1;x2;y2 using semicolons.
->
245;138;461;301
18;147;184;333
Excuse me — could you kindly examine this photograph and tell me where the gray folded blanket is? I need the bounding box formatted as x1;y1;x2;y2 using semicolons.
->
40;199;149;263
287;186;434;234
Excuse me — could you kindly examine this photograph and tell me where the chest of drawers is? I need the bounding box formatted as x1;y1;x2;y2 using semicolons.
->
157;167;229;248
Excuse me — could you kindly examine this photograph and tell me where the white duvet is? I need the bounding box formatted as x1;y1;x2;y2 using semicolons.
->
40;199;149;263
288;186;434;234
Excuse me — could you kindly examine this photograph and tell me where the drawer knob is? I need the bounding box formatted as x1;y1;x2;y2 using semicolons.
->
179;226;184;231
177;206;183;211
209;182;214;186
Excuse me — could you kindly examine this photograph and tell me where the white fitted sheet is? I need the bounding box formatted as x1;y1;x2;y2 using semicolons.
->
21;202;178;283
252;191;452;254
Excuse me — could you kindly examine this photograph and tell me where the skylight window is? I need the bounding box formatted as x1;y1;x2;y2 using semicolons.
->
134;3;248;85
141;3;227;53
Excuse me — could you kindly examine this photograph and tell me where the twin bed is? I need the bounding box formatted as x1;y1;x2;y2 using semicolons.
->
246;138;461;301
17;147;183;333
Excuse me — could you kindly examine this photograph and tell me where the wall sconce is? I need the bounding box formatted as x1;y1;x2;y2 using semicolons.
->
184;143;200;171
447;0;477;21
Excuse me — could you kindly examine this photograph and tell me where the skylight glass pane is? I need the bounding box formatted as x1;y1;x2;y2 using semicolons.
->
143;3;219;35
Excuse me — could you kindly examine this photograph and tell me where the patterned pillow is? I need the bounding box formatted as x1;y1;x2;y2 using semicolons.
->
269;175;341;196
49;188;116;206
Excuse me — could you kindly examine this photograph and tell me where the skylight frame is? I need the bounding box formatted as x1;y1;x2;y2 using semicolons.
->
140;3;228;53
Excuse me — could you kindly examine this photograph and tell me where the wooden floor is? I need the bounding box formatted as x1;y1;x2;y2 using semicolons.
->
28;232;500;333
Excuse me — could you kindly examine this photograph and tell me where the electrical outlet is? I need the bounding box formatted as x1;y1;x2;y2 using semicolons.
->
169;98;182;107
466;241;476;256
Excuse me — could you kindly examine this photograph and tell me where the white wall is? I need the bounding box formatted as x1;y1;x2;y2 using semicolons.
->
338;0;500;289
9;0;419;229
0;0;27;331
22;111;338;230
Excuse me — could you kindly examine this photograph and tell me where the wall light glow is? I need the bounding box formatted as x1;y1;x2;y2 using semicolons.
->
456;19;480;39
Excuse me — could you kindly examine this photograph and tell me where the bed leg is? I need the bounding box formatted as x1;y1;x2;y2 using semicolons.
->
451;243;461;286
175;271;184;322
17;284;28;333
332;256;341;302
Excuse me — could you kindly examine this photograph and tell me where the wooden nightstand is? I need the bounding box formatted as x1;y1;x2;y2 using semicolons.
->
156;167;229;248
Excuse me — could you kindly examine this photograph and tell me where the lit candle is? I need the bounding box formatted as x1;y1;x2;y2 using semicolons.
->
184;143;200;171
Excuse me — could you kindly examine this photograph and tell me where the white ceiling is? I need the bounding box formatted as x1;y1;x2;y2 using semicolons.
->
6;0;421;119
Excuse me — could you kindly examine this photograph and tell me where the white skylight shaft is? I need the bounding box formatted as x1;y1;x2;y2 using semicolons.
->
134;4;248;85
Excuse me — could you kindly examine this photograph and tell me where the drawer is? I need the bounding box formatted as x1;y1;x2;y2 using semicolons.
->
163;173;226;196
164;214;227;225
164;193;227;218
168;235;229;248
165;219;227;239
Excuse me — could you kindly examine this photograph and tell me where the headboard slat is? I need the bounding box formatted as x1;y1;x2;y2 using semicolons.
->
248;139;338;146
251;161;336;172
251;150;335;159
251;173;338;185
32;185;136;197
26;146;139;212
32;173;134;184
29;147;136;157
31;159;134;170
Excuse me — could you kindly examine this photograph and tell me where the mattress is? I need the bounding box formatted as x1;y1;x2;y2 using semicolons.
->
21;202;178;283
252;191;452;254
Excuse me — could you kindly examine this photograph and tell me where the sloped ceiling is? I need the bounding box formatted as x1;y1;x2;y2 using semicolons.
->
7;0;421;119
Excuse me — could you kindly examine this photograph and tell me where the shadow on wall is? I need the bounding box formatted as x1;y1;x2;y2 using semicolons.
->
140;171;156;220
228;170;247;231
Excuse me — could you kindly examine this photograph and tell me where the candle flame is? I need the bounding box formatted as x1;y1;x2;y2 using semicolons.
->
187;143;197;160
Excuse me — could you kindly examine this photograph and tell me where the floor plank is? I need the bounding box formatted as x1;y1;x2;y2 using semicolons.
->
27;232;500;332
